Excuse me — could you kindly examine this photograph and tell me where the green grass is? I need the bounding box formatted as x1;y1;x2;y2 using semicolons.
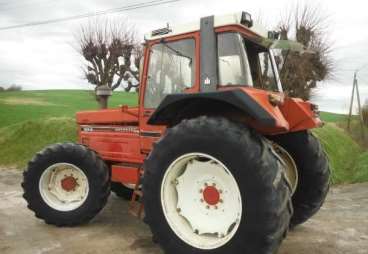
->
313;123;367;184
0;117;76;168
0;90;138;128
319;112;347;123
336;117;368;148
352;151;368;183
0;90;367;184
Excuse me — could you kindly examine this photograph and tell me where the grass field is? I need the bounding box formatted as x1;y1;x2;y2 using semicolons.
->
0;90;138;128
313;123;366;183
319;112;347;123
0;90;367;184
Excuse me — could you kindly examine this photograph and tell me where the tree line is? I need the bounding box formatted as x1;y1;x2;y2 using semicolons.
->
0;84;22;92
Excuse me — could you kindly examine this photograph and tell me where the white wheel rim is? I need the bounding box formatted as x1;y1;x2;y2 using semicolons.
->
161;153;242;250
39;163;89;211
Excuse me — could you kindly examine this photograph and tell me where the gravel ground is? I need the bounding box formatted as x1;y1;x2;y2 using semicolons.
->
0;168;367;254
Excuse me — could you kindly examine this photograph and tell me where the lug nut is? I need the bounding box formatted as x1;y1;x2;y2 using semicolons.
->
200;199;204;203
219;199;223;203
206;205;210;209
199;189;203;193
177;208;181;213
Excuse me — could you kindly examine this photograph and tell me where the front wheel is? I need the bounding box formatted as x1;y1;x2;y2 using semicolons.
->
22;143;110;226
143;117;292;254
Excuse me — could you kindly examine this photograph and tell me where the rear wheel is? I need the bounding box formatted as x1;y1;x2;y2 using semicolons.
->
270;131;330;227
143;117;292;254
22;143;110;226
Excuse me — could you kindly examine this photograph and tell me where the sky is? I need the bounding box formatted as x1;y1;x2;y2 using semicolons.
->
0;0;367;113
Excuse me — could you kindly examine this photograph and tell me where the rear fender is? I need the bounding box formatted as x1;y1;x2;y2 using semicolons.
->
147;89;289;132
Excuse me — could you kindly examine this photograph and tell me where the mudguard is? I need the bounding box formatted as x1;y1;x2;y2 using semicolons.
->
147;89;276;126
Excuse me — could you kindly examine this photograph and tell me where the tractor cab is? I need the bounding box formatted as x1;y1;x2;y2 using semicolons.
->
139;12;321;133
143;12;282;106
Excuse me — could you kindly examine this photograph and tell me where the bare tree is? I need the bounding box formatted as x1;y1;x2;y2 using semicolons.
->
276;3;334;100
76;19;142;108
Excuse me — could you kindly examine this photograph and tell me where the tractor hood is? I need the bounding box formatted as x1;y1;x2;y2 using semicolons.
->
76;106;139;125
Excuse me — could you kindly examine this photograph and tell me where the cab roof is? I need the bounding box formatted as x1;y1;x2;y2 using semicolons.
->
145;12;268;41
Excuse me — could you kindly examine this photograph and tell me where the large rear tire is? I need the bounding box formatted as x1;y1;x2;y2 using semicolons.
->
143;117;292;254
22;143;110;226
270;131;330;227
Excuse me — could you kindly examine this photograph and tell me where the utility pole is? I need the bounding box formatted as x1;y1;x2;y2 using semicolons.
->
347;71;365;139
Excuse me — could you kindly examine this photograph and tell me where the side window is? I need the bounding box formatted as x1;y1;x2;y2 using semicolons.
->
258;52;278;92
245;42;279;92
144;39;195;108
217;33;253;86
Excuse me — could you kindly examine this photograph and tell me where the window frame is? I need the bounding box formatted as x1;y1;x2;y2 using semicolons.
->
143;37;198;109
215;25;283;93
140;33;199;110
217;32;254;87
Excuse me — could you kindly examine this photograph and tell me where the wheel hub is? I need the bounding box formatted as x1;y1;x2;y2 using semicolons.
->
202;184;221;206
61;175;78;192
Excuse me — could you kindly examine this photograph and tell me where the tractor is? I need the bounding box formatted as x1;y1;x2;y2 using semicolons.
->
22;12;330;254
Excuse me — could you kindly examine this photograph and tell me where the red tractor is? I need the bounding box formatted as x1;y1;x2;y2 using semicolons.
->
22;12;330;254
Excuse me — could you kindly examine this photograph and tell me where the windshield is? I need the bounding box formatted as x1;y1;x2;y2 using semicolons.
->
217;32;282;92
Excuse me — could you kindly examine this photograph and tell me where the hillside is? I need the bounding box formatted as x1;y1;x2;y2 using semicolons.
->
0;90;138;128
0;90;366;184
313;123;367;183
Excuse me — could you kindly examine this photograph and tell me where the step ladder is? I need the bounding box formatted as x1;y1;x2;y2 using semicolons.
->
128;168;145;219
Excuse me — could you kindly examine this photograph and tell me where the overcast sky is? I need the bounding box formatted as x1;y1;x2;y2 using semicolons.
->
0;0;367;113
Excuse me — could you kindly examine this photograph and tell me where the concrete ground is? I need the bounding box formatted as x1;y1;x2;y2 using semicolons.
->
0;168;367;254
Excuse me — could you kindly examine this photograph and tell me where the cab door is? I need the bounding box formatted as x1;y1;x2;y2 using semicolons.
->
138;32;200;153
